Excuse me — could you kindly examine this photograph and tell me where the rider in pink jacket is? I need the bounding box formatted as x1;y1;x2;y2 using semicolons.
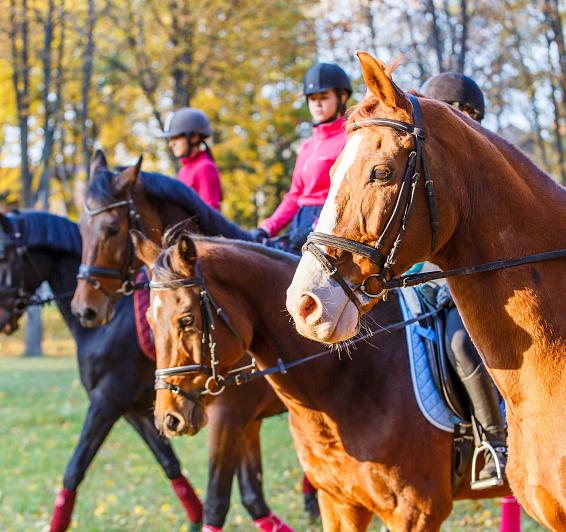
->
158;108;222;210
252;63;352;253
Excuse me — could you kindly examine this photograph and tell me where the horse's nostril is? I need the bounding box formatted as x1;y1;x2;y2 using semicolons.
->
298;293;322;324
83;307;97;321
165;413;183;432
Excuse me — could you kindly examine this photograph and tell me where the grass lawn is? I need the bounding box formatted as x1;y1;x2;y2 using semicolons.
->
0;308;543;530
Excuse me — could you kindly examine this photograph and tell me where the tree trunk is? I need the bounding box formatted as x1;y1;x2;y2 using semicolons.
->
9;0;33;208
81;0;96;179
425;0;444;71
457;0;469;73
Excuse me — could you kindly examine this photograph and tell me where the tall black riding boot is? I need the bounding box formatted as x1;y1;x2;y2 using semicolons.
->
461;364;507;482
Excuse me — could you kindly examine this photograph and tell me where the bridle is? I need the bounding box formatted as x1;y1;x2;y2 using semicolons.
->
0;216;75;326
304;93;566;308
0;226;33;317
304;94;438;310
78;192;145;299
150;264;256;399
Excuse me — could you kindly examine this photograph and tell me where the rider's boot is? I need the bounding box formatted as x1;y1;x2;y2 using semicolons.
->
462;364;507;482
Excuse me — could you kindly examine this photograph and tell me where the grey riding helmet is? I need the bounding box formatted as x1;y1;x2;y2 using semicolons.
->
303;63;352;96
422;72;485;121
157;108;213;138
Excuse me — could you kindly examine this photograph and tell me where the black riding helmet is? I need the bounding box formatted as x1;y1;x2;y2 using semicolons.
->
422;72;485;122
303;63;352;96
304;63;352;125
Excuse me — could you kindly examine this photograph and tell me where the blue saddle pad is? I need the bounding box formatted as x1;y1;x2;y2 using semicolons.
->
398;287;463;432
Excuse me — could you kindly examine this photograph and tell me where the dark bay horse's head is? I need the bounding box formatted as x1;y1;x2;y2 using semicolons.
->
72;150;159;327
0;213;51;334
287;51;463;343
0;213;21;333
132;230;250;438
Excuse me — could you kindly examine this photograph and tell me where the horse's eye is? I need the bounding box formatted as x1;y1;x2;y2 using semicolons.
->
368;165;391;183
106;225;120;237
178;314;194;330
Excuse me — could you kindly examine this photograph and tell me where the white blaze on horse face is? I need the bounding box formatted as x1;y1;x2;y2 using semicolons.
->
286;132;364;343
315;131;363;234
152;293;164;323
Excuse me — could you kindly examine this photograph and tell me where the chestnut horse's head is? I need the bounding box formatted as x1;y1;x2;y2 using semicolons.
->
71;149;147;327
132;230;249;438
287;52;460;343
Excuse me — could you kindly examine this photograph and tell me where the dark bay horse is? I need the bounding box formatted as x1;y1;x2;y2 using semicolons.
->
69;152;305;530
0;211;202;532
286;51;566;529
132;231;512;531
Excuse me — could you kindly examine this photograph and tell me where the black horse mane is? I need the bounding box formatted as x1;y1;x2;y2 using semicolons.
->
7;211;81;256
87;167;251;241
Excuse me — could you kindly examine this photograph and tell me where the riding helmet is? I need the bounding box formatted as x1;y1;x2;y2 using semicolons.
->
422;72;485;121
303;63;352;97
158;107;213;138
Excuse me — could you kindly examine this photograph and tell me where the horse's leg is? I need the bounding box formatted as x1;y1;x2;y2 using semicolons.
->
317;489;372;532
236;419;293;531
50;399;121;532
124;413;203;529
204;406;245;530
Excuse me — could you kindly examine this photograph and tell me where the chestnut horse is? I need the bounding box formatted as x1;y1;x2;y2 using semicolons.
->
132;231;512;531
286;51;566;529
70;151;305;530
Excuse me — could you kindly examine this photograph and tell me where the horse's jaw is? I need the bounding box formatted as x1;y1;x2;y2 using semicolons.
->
287;252;360;343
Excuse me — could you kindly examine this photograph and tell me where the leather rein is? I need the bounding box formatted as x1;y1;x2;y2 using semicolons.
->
78;194;147;299
150;258;442;400
304;94;566;308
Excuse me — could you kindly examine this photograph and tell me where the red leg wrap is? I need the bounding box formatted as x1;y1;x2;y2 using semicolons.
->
171;475;203;524
50;488;77;532
255;512;294;532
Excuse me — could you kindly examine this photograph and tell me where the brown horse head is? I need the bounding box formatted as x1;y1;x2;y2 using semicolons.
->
71;149;158;327
287;51;468;343
132;230;250;438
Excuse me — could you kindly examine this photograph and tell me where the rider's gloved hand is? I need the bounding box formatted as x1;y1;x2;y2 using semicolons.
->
249;227;269;243
436;283;454;309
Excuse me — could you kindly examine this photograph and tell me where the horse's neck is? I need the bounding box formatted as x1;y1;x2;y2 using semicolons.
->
216;247;396;410
435;130;566;394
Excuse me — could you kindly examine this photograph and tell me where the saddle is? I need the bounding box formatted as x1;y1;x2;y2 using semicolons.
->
400;285;476;494
133;269;156;362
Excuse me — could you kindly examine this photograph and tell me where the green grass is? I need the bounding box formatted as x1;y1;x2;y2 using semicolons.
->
0;311;543;530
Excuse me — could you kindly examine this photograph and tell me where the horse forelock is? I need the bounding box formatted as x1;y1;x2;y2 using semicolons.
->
86;167;119;205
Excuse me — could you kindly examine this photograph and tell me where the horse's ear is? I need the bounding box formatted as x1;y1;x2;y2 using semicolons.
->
114;155;143;194
89;149;108;182
177;234;197;266
357;51;407;110
131;229;159;269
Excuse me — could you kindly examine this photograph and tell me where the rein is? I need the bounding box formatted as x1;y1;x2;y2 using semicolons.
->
150;262;442;399
78;194;146;299
304;94;566;304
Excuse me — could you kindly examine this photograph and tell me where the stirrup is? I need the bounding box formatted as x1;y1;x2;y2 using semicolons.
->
470;440;505;490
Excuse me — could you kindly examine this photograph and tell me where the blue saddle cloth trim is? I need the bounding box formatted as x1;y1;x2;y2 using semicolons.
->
398;288;462;433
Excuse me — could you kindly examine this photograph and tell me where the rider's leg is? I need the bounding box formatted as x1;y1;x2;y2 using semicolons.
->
444;306;507;480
